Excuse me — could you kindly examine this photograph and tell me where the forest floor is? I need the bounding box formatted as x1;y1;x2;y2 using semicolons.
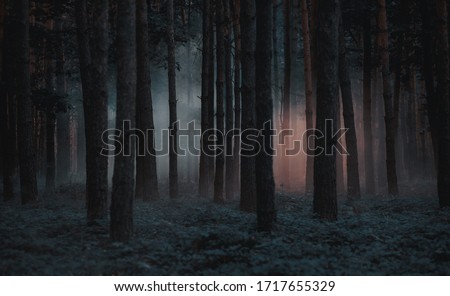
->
0;181;449;275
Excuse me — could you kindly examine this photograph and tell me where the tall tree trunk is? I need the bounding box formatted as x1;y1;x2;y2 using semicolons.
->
300;0;314;196
377;0;398;196
136;0;159;201
14;0;38;204
338;14;361;200
207;5;215;191
406;67;418;180
111;0;136;241
199;0;211;198
363;12;375;195
255;0;275;232
214;0;225;202
313;0;339;221
224;0;234;200
44;13;56;191
45;112;56;191
281;0;291;189
1;0;16;201
75;0;109;224
167;0;178;199
55;12;70;186
232;0;241;197
419;0;438;169
273;0;282;183
435;0;450;207
239;0;256;211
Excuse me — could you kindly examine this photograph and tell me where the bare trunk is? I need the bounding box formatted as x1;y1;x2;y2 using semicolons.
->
214;0;225;203
377;0;398;196
435;0;450;207
300;0;314;196
363;12;375;195
167;0;178;199
55;13;70;186
199;0;211;198
255;0;276;231
338;14;361;200
224;0;234;200
136;0;159;201
1;1;16;201
111;0;137;241
239;0;256;211
313;0;339;221
207;7;215;191
14;0;38;204
232;0;241;197
281;0;291;189
75;0;109;223
419;0;438;170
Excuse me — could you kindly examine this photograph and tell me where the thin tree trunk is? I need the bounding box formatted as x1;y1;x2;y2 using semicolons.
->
338;14;361;200
111;0;136;241
363;12;375;195
14;0;38;204
232;0;241;197
136;0;159;201
207;5;215;191
45;112;56;191
75;0;109;224
1;0;16;201
55;12;70;185
214;0;225;203
167;0;178;199
281;0;291;189
224;0;234;200
419;0;438;170
255;0;276;232
239;0;256;211
199;0;211;198
435;0;450;207
406;67;418;179
377;0;398;196
300;0;314;196
313;0;339;221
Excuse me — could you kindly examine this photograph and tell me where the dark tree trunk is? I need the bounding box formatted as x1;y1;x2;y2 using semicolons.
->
255;0;276;232
208;6;215;191
313;0;339;221
435;0;450;207
377;0;398;196
338;14;361;200
224;0;234;200
14;0;38;204
239;0;256;211
419;0;438;169
199;0;211;198
136;0;159;201
300;0;314;196
363;12;375;195
45;112;56;191
406;68;418;180
214;0;225;202
1;2;16;201
44;46;56;192
281;0;291;189
111;0;137;241
232;0;241;197
75;0;109;224
55;13;70;186
167;0;178;199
